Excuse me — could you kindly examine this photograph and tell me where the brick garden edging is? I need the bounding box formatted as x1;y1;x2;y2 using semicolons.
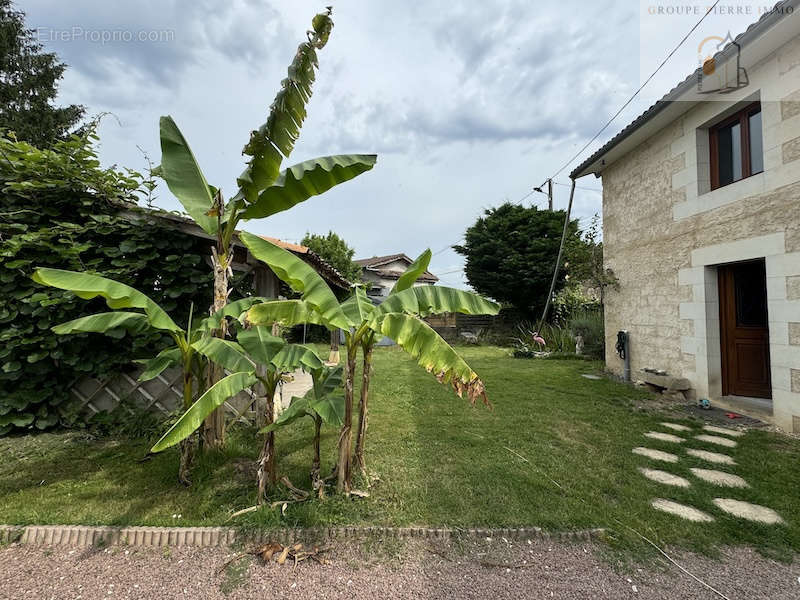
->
0;524;606;548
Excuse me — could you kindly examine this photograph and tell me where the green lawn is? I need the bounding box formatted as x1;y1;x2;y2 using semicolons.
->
1;346;798;558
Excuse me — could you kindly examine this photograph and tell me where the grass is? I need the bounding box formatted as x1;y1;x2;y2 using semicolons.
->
1;346;798;559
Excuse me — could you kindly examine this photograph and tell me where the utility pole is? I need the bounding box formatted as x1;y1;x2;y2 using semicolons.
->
547;179;553;210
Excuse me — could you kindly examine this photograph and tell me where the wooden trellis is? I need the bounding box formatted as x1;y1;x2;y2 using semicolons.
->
68;366;257;424
67;365;312;425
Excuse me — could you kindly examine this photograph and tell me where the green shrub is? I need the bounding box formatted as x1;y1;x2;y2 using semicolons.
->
513;321;575;356
568;310;605;359
0;129;216;435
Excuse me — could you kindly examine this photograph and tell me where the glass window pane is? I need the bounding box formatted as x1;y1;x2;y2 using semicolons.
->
749;109;763;174
717;121;740;186
734;261;767;327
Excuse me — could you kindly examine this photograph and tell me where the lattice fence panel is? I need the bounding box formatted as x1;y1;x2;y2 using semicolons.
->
68;366;257;424
67;365;312;426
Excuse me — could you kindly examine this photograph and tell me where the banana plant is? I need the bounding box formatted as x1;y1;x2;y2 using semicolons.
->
149;325;325;504
261;365;345;497
238;233;500;493
30;267;264;485
157;7;377;448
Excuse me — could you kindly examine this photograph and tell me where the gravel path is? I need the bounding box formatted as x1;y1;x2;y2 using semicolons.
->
2;538;798;599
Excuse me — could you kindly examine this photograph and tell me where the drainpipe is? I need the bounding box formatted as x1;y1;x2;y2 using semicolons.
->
616;330;631;382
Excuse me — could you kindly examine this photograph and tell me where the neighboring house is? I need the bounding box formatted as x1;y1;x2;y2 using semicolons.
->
571;3;800;432
355;253;439;299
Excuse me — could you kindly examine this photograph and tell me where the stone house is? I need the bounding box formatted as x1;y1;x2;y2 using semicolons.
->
571;3;800;432
355;253;438;300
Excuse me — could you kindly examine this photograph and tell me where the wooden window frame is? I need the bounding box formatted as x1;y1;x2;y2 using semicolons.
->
709;101;763;191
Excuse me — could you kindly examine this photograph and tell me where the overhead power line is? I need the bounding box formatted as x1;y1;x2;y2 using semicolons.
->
553;181;602;193
536;0;722;188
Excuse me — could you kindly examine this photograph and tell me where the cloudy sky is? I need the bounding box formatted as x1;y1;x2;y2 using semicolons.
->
24;0;764;288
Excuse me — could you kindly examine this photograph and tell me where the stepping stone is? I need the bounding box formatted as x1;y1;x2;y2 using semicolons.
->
694;434;737;448
713;499;784;524
690;468;748;488
686;449;736;465
644;432;685;443
660;422;692;432
638;468;690;487
702;425;744;437
651;499;714;522
632;447;679;463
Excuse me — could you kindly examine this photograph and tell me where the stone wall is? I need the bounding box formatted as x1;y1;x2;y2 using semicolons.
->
600;36;800;432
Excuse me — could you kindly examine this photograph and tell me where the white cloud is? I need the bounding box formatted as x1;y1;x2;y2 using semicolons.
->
24;0;670;287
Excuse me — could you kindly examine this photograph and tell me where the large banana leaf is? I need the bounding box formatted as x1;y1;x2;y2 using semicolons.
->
241;155;377;220
158;116;218;236
375;313;489;406
245;299;326;328
32;268;181;333
198;297;267;332
136;347;182;382
239;232;349;330
390;249;432;294
311;364;343;398
262;391;345;433
271;344;323;373
341;286;374;326
259;395;312;433
151;371;258;452
261;366;344;433
192;337;254;373
236;10;334;203
237;326;285;366
310;394;345;426
51;312;150;336
375;286;500;319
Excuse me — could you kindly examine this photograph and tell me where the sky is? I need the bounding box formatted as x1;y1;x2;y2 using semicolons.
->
24;0;768;289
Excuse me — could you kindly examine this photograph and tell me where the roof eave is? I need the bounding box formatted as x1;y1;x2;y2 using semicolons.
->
570;0;798;180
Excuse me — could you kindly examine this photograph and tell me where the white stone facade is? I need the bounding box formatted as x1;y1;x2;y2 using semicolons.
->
599;35;800;432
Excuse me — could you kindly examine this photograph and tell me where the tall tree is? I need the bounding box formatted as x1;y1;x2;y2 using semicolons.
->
301;231;361;283
0;1;84;146
454;203;580;317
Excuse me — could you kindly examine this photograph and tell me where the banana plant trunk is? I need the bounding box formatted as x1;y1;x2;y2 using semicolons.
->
311;414;323;498
257;380;277;504
178;368;195;486
336;341;357;493
354;343;373;478
202;241;229;449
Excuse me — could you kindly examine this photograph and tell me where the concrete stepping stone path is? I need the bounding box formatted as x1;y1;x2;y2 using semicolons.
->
638;468;691;487
632;447;679;463
702;425;744;437
694;434;737;448
690;468;748;488
660;422;692;432
686;448;736;465
644;431;685;443
713;499;784;524
651;499;714;522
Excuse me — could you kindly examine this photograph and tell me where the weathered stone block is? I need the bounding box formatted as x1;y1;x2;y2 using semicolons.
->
790;323;800;346
787;276;800;301
792;369;800;393
642;372;691;391
783;136;800;164
781;89;800;121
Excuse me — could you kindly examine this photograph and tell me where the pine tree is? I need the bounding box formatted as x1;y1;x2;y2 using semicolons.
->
0;0;84;146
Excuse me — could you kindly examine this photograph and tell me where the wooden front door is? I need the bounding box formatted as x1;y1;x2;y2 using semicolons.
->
718;260;771;399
